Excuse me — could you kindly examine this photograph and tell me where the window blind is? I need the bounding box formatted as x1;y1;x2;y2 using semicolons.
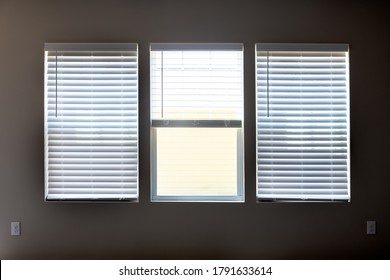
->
44;43;138;201
150;43;244;201
150;43;243;122
256;43;350;201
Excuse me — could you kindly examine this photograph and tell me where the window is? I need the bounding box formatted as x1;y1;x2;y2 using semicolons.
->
256;43;350;201
44;43;138;201
150;43;244;202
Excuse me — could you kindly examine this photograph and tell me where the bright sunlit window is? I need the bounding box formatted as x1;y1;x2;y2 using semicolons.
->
44;43;138;201
255;43;350;201
150;43;244;202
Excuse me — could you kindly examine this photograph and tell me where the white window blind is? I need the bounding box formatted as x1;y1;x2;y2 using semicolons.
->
256;43;350;201
44;43;138;201
150;43;244;202
151;43;243;122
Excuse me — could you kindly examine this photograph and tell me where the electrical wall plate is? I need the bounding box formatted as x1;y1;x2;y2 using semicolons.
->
367;221;376;235
11;222;21;236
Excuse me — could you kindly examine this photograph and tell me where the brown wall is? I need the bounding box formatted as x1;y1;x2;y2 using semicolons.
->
0;0;389;259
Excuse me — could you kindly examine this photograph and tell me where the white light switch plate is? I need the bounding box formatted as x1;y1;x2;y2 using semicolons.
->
11;222;21;236
367;221;376;235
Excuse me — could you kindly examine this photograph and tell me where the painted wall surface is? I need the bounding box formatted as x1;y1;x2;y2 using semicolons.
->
0;0;389;259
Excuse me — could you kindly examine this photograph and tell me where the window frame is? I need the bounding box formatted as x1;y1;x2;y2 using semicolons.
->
44;43;139;202
150;43;245;202
255;43;351;202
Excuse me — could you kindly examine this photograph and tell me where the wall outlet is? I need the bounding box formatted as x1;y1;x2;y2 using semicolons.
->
11;222;21;236
367;221;376;235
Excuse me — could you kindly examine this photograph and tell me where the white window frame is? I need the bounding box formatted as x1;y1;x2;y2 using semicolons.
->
150;43;244;202
255;43;350;202
44;43;139;201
